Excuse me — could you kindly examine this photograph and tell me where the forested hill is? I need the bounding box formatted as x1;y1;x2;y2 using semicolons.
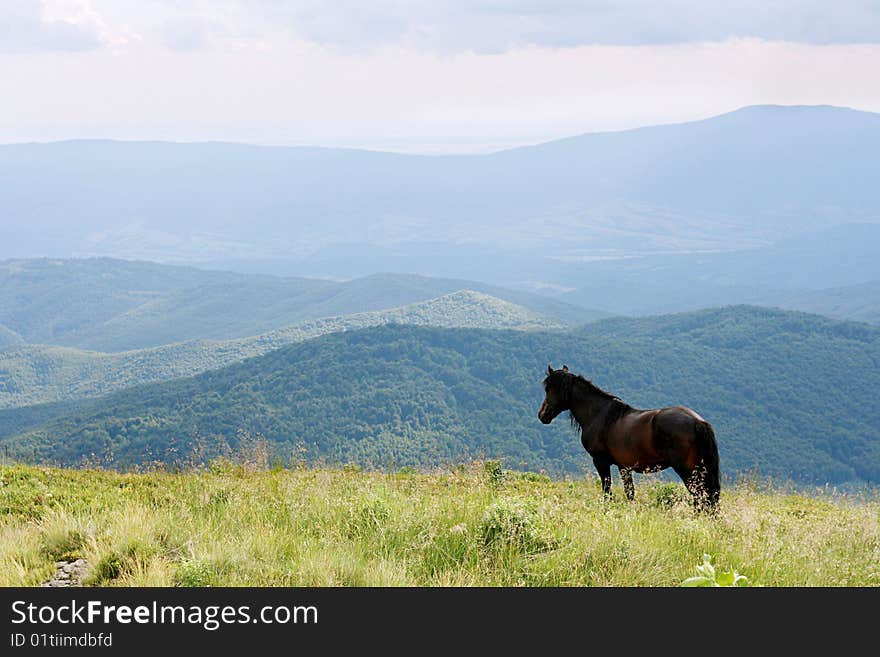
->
0;290;562;409
6;306;879;485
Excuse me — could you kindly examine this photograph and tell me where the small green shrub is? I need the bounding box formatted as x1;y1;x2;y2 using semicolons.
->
175;560;219;587
207;458;239;476
484;460;505;486
41;527;86;561
90;552;124;583
515;471;551;484
481;499;550;553
681;554;749;587
650;483;688;509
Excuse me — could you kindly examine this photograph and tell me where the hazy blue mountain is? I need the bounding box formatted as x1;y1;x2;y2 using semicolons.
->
558;223;880;315
0;290;565;409
2;106;878;302
0;324;23;348
0;258;602;351
757;279;880;326
6;307;878;486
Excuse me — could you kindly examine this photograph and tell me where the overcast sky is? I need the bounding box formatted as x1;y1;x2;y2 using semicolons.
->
2;0;879;152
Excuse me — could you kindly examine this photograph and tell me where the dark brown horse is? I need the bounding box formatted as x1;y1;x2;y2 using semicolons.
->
538;365;720;511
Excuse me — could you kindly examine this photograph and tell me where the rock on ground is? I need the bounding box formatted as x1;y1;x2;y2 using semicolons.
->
41;559;88;587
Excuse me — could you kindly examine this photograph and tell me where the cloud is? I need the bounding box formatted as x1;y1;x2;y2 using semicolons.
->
9;1;878;55
0;0;120;53
2;3;879;151
160;17;210;52
245;0;880;51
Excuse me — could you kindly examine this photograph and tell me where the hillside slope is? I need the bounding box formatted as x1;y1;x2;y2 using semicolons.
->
6;307;878;485
0;290;562;409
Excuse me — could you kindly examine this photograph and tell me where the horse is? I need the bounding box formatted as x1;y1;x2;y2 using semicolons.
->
538;365;720;512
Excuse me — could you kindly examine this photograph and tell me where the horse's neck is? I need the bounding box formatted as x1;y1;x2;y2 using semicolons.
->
570;384;614;441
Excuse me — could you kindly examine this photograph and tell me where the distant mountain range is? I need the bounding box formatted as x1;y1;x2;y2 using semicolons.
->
558;221;880;316
5;306;878;486
0;289;564;409
0;258;601;351
758;279;880;326
0;324;20;348
2;105;879;314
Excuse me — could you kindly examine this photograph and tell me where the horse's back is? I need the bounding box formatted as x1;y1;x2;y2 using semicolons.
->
656;405;706;430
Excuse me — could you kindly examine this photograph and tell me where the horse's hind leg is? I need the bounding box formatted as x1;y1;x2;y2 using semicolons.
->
620;467;635;502
674;466;710;513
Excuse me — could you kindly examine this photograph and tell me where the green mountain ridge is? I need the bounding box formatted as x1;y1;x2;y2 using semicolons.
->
5;306;878;486
0;290;562;409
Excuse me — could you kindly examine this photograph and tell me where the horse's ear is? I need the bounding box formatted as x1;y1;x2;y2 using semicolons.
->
562;364;569;372
547;364;553;375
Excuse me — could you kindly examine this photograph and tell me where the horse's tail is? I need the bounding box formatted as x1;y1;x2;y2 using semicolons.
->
694;420;720;510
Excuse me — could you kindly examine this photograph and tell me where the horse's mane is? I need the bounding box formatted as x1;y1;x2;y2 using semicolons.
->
547;372;633;436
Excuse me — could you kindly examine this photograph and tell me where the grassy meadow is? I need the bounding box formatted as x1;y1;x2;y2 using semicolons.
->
0;460;878;587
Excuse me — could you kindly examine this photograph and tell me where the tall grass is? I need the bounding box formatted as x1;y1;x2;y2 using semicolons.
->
0;462;877;586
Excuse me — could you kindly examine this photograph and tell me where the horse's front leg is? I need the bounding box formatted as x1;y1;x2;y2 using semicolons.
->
592;456;613;501
620;467;634;502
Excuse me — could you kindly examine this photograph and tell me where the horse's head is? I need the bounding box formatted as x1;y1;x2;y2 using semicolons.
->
538;364;570;424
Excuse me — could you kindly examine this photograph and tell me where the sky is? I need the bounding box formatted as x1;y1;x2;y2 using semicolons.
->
1;0;880;153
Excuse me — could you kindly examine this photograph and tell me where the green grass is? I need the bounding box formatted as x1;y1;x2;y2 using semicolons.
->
0;462;877;587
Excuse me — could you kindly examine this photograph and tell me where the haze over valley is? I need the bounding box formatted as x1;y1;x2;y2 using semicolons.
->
3;105;879;318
